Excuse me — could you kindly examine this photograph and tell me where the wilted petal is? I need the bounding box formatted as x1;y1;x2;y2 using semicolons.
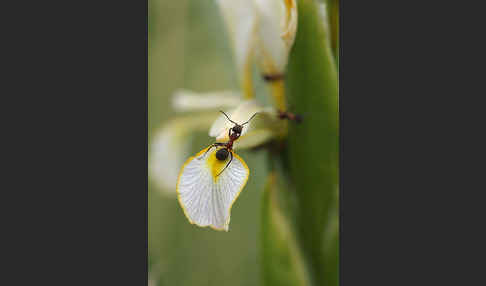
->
172;89;242;112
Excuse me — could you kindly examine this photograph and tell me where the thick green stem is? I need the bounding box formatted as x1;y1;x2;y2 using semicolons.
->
261;1;339;285
285;0;339;285
261;156;312;286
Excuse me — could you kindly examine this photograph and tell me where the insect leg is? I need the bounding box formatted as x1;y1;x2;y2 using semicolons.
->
197;143;224;160
216;151;233;177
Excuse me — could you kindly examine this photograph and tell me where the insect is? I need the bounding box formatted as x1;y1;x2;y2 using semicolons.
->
277;110;302;123
176;111;258;231
262;73;285;82
198;111;258;176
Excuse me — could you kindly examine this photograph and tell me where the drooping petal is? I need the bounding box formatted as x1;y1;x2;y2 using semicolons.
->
149;114;219;195
172;89;242;112
177;146;249;231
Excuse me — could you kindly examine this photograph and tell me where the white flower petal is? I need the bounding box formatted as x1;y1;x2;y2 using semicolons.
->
233;128;275;149
149;114;219;196
209;100;264;141
216;0;257;76
177;146;249;231
233;107;286;149
172;89;242;112
280;0;298;48
208;107;235;139
254;0;297;73
150;125;188;193
209;102;285;149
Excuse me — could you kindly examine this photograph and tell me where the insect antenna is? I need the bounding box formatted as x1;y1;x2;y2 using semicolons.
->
219;110;238;125
242;112;260;125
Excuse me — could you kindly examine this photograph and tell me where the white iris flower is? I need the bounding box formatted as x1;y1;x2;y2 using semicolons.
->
150;91;282;200
216;0;298;76
151;0;299;231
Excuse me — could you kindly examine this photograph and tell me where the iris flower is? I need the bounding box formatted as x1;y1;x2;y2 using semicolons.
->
150;0;298;230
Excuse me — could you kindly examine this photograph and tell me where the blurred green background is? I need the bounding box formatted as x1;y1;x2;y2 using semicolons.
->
149;0;271;285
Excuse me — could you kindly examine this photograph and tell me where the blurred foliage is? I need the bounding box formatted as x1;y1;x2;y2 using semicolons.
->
262;167;312;286
149;0;339;286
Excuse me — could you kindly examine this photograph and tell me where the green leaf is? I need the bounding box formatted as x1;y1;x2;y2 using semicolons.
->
261;172;312;286
284;0;339;285
326;0;340;64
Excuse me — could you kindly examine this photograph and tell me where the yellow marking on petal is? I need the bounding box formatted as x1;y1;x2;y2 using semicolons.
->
242;61;254;99
176;146;250;232
281;0;298;48
284;0;293;19
270;79;287;111
205;147;229;181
